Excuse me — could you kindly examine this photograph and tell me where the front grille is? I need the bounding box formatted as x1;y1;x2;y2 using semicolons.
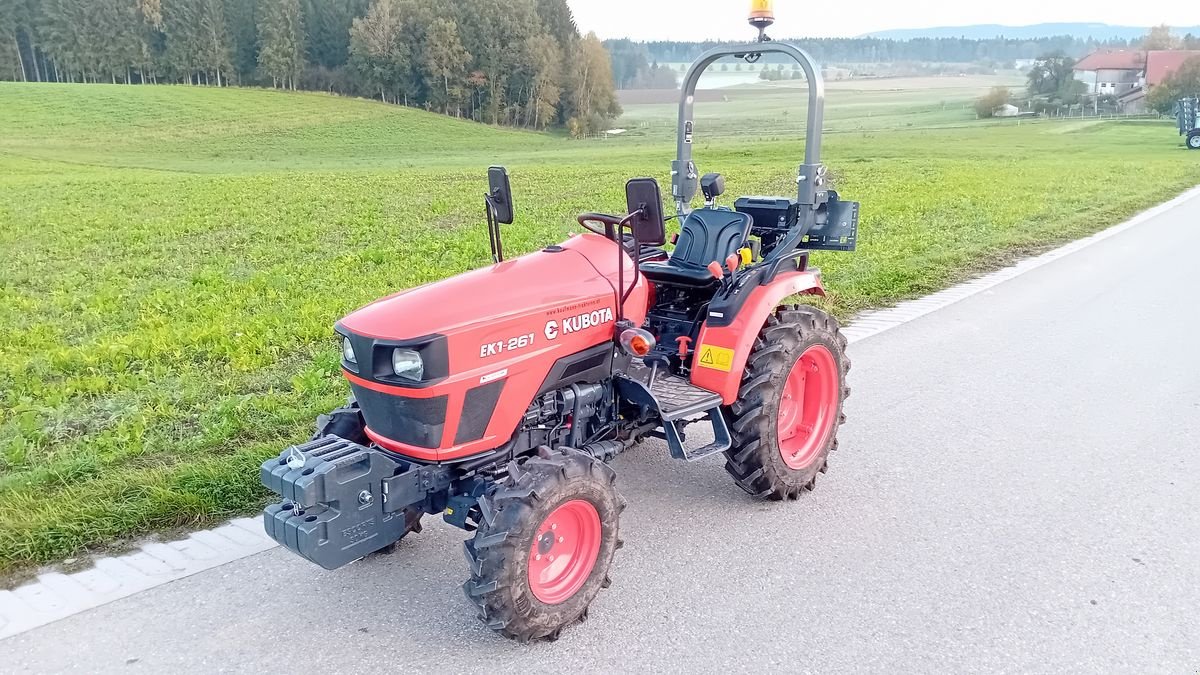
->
455;380;505;444
351;384;448;449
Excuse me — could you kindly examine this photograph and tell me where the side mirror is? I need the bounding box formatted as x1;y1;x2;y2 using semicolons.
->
625;178;666;246
487;166;514;225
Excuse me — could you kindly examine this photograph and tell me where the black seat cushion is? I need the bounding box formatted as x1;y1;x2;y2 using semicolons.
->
641;208;752;286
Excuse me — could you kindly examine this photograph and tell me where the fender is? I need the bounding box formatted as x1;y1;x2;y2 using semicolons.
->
689;268;826;404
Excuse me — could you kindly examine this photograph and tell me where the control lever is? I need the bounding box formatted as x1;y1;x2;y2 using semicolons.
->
644;353;671;390
725;254;740;275
675;336;692;358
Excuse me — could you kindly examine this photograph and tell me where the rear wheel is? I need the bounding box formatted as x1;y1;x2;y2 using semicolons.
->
463;448;624;642
722;305;850;500
1188;131;1200;150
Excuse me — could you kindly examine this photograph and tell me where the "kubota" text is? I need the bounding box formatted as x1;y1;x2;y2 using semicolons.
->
544;307;614;340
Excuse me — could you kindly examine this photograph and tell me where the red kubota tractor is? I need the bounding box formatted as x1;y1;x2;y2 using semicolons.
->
262;5;859;642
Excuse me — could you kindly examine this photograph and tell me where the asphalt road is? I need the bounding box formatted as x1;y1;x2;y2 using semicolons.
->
4;194;1200;673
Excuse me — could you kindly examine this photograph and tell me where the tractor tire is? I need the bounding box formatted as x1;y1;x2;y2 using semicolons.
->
722;304;850;500
1188;131;1200;150
313;397;422;553
463;447;625;642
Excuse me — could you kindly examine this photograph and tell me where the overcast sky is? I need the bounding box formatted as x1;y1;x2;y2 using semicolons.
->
565;0;1194;40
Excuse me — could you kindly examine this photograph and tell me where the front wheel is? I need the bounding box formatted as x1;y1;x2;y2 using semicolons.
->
1188;131;1200;150
723;305;850;500
463;448;624;642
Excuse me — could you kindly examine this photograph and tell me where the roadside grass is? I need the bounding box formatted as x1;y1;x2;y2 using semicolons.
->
0;82;1196;575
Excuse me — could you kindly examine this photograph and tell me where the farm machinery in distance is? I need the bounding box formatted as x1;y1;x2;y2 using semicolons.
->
260;1;860;642
1178;96;1200;149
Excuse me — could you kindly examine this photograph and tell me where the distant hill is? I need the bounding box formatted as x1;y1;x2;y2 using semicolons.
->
0;83;558;172
864;23;1200;41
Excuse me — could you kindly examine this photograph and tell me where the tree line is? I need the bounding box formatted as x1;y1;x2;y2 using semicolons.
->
0;0;622;134
632;35;1182;68
600;34;1163;92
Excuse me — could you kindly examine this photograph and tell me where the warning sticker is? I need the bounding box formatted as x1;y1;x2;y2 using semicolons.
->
696;344;735;372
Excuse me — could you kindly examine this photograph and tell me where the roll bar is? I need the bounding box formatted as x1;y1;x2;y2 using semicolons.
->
671;42;827;217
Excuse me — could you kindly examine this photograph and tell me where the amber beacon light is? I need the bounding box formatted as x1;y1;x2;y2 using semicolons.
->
749;0;775;33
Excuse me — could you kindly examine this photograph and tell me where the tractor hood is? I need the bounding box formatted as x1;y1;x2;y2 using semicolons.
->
334;233;649;462
338;233;637;340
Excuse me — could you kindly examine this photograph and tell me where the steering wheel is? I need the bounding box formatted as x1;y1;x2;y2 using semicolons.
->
577;212;625;239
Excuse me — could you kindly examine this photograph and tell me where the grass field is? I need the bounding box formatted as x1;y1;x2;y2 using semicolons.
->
616;74;1029;139
0;81;1196;576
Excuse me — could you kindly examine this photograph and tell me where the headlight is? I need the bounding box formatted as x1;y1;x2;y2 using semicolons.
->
342;337;357;364
392;348;423;381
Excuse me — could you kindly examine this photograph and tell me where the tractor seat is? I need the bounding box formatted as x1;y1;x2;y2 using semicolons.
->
640;208;752;286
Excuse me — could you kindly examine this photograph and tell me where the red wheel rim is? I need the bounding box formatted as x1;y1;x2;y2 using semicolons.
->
527;499;602;605
777;344;839;470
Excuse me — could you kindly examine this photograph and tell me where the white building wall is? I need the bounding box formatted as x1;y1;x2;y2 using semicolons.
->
1075;70;1098;94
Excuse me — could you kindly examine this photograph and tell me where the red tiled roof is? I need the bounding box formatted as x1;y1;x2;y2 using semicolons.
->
1073;50;1145;72
1145;50;1200;86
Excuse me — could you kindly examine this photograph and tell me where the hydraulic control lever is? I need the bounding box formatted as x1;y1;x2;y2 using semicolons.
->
706;254;745;298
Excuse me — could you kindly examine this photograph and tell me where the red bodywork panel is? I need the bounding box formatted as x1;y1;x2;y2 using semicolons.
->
339;233;648;462
690;269;826;404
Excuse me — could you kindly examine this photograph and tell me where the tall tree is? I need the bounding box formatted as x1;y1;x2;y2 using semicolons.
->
519;34;561;129
163;0;202;82
17;0;44;81
258;0;305;89
96;0;141;83
454;0;540;124
134;0;166;82
302;0;365;69
1026;53;1076;96
348;0;407;103
535;0;577;124
0;0;23;81
420;17;469;115
195;0;233;85
535;0;575;48
565;32;621;137
163;0;233;85
40;0;90;81
1142;25;1181;51
224;0;259;83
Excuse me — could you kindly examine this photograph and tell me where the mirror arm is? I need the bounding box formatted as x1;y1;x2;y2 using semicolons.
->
616;209;645;323
484;193;504;264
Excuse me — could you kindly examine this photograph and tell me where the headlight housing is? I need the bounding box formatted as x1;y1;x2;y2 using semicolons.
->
391;348;424;381
342;337;357;364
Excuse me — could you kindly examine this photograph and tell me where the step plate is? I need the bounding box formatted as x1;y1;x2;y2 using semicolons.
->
628;361;723;421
